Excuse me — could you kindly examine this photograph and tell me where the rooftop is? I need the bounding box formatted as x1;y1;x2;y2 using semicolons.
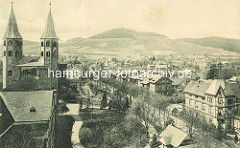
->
4;3;22;39
0;90;54;122
41;6;58;39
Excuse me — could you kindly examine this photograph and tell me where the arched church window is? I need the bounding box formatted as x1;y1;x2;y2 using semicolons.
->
41;41;44;47
46;51;51;57
8;51;12;56
53;41;57;47
20;41;22;46
3;40;6;46
8;40;12;46
46;40;51;47
8;70;12;76
4;51;6;56
41;51;44;57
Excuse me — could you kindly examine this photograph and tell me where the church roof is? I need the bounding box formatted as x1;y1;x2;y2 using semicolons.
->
41;7;58;39
4;3;22;39
0;91;54;122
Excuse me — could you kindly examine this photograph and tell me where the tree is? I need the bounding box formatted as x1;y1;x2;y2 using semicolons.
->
150;134;161;148
100;91;108;109
183;109;199;142
2;125;34;148
58;78;79;103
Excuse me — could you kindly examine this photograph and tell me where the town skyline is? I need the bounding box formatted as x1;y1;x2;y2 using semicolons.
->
0;0;240;42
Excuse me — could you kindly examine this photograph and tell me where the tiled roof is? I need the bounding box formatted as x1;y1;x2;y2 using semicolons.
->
184;80;212;97
0;91;54;122
159;125;189;147
4;5;22;39
184;79;240;98
41;8;58;39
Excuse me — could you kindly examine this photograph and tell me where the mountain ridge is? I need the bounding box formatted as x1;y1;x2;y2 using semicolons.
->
0;29;238;59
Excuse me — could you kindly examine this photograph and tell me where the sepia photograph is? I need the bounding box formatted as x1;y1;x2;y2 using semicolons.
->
0;0;240;147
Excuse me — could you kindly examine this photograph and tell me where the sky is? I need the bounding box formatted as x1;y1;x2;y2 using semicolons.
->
0;0;240;41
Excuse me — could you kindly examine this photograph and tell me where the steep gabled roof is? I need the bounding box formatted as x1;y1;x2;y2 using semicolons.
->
41;7;58;39
4;3;22;39
205;79;226;95
0;91;54;122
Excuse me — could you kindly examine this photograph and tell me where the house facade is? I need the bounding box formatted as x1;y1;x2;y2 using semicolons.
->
184;79;240;131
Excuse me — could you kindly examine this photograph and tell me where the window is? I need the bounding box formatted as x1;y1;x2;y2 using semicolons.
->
8;40;12;46
219;97;223;105
15;40;19;47
201;103;205;110
23;70;28;76
208;96;213;103
8;51;12;56
8;70;12;76
53;41;57;47
41;41;44;47
41;51;44;57
3;51;6;56
46;40;51;47
46;51;51;57
32;69;37;77
15;51;18;57
3;40;6;46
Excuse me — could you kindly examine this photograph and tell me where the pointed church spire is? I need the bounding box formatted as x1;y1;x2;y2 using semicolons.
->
4;2;22;39
41;3;58;39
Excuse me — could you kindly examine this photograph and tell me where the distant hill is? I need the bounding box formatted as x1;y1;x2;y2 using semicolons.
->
91;28;167;39
177;37;240;53
0;29;238;59
66;37;84;43
59;28;236;59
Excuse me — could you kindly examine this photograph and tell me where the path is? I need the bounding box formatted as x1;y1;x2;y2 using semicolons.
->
59;103;84;148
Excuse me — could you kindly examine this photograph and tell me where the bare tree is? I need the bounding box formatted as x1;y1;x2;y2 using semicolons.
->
184;109;199;142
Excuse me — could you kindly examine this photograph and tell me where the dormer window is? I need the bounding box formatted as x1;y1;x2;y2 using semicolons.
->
30;107;36;112
46;40;51;47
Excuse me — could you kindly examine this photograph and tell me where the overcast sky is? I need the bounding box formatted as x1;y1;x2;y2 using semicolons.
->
0;0;240;41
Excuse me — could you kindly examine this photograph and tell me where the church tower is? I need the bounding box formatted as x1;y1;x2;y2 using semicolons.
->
2;3;23;89
40;4;59;89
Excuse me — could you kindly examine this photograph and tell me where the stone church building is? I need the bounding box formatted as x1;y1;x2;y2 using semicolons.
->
0;3;60;148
